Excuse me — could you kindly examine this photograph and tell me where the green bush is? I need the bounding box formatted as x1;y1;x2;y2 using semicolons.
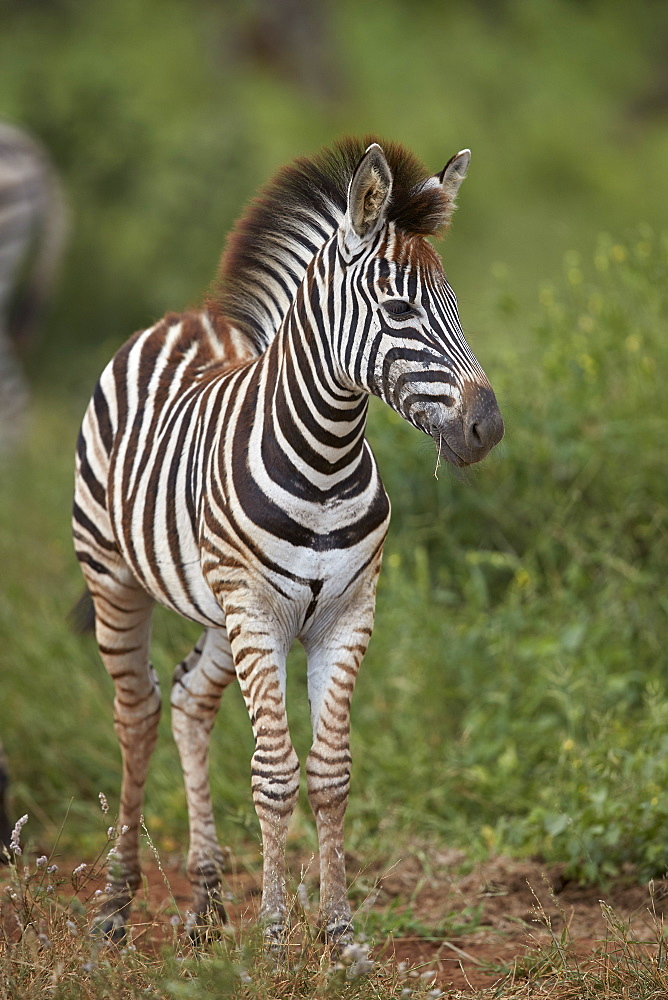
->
358;229;667;879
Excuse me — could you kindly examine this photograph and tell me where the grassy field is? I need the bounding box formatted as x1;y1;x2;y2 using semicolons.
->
1;1;668;995
2;228;665;879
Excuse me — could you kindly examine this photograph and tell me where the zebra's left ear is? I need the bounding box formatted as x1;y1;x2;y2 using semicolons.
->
345;143;393;241
437;149;470;205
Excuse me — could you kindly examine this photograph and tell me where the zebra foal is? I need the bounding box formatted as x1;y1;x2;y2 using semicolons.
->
73;137;503;944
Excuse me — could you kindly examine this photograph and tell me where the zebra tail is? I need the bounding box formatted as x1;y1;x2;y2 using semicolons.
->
68;587;96;634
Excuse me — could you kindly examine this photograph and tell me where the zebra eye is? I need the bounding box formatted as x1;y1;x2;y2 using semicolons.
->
383;299;413;316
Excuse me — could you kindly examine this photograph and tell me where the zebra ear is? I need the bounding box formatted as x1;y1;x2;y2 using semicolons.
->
437;149;470;204
346;143;393;240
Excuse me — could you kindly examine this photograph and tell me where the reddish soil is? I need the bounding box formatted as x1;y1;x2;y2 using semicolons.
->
3;847;666;992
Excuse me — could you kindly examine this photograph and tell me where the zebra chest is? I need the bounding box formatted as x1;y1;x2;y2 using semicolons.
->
199;493;389;635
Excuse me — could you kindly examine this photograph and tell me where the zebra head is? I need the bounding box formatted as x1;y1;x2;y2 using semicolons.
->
336;143;504;467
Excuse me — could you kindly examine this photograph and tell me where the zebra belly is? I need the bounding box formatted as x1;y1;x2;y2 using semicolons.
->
117;519;227;628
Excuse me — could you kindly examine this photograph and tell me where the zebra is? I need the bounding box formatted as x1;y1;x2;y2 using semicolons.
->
0;121;66;454
73;137;504;944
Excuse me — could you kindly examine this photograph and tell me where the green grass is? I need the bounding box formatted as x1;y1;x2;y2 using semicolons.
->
0;228;666;881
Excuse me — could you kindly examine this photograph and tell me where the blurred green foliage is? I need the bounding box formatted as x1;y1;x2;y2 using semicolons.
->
0;1;667;882
1;0;668;362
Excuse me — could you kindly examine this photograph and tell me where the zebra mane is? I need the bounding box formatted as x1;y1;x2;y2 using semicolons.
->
207;136;450;355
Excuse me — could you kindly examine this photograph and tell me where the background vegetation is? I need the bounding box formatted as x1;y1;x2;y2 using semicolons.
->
0;0;667;888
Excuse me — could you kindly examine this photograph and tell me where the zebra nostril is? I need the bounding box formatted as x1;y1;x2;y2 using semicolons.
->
466;409;504;452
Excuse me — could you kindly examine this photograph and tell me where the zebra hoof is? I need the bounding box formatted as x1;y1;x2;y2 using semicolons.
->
91;909;128;945
186;893;229;944
321;917;355;951
261;919;288;961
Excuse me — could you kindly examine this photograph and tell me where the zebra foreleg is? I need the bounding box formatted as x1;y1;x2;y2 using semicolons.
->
171;627;236;927
228;622;300;945
89;580;158;941
304;606;376;946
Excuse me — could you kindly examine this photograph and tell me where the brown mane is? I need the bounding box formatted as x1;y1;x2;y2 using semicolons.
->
207;137;450;354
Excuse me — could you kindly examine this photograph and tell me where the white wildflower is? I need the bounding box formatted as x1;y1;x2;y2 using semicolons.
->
73;863;87;876
36;855;48;868
98;792;109;814
47;864;58;874
9;814;28;855
339;942;374;978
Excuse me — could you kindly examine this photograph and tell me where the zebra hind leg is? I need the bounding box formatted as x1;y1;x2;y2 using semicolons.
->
87;575;159;942
171;627;236;931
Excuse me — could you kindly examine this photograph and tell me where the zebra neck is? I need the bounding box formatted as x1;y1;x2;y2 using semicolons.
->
254;317;371;497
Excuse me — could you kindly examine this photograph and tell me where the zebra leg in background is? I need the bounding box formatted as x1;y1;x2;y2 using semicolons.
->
171;627;236;924
226;617;300;944
304;591;379;945
87;576;158;940
0;330;28;455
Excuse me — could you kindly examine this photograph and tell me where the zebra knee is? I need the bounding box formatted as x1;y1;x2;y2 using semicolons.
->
251;745;301;822
113;664;162;730
306;746;351;818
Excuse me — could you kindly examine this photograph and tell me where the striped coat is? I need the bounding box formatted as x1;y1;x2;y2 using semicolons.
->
73;138;503;944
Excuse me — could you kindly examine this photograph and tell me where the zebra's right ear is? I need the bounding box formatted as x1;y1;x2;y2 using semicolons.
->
345;144;393;241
